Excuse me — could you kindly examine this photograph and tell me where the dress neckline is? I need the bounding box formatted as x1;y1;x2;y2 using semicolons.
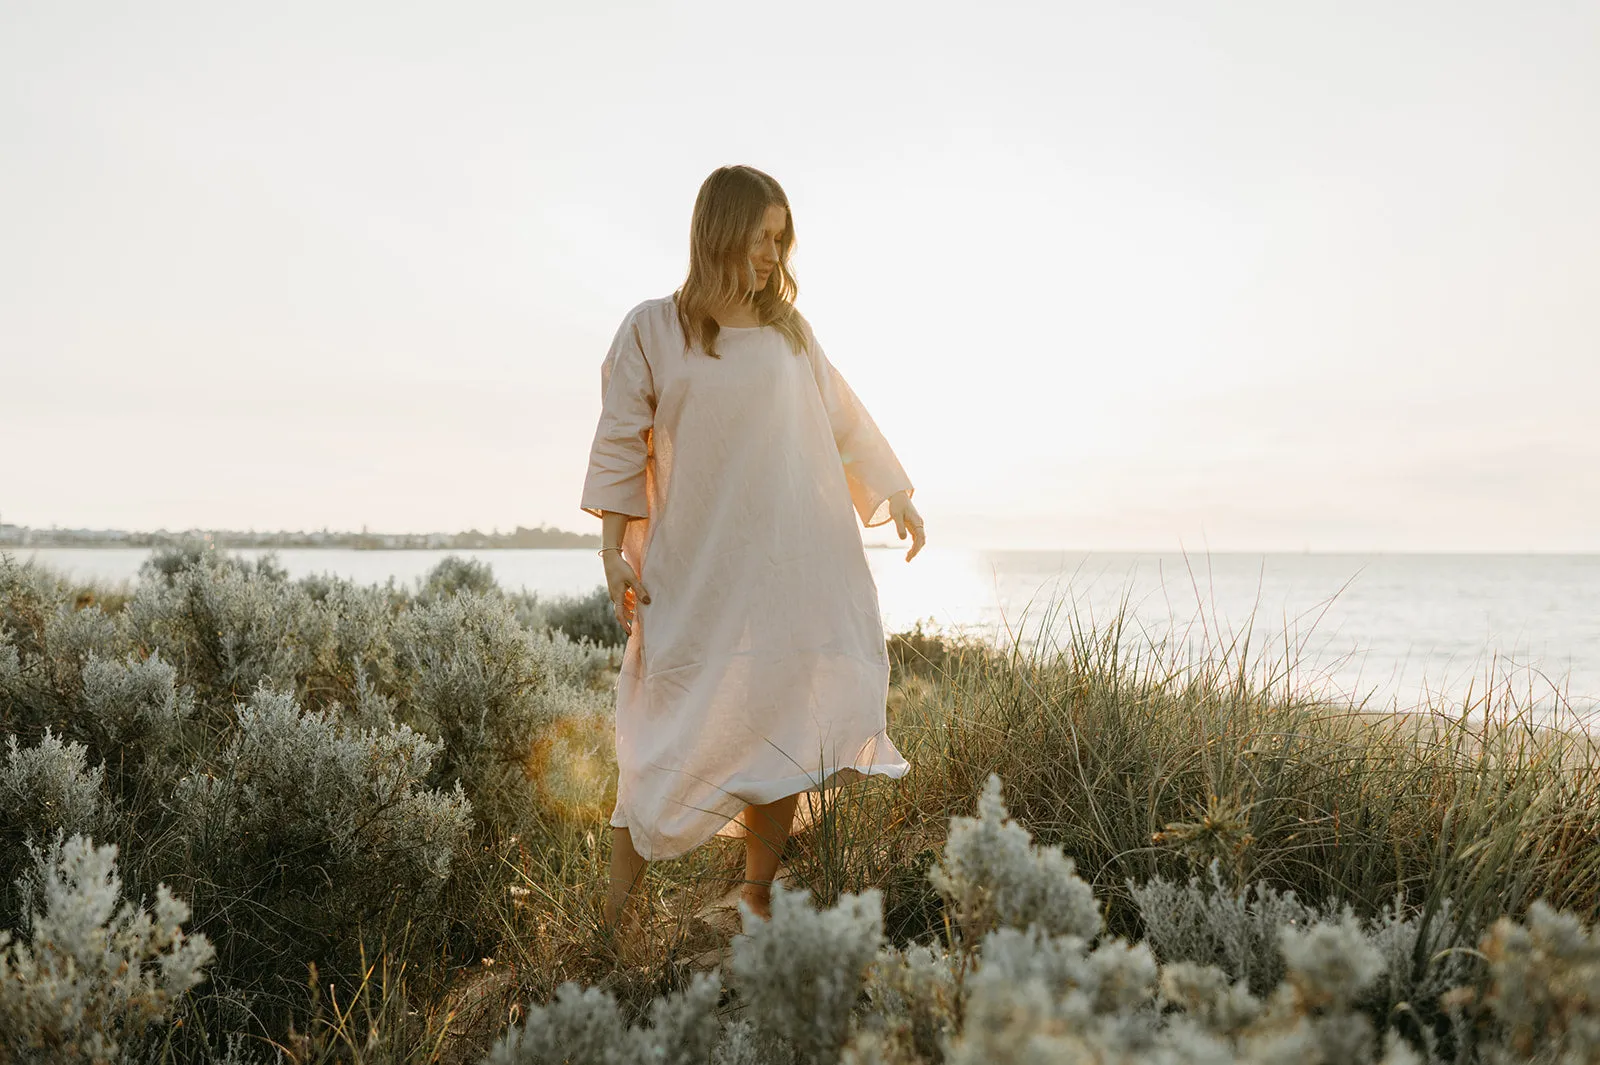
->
666;292;765;331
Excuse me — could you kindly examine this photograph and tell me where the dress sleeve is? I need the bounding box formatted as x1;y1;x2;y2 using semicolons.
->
805;323;914;528
580;310;656;520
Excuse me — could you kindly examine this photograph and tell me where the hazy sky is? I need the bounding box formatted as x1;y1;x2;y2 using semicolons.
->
3;1;1596;551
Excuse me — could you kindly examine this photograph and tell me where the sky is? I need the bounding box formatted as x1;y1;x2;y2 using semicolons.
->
2;1;1596;552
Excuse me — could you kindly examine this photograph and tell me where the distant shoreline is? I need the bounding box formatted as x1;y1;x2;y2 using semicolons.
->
0;525;602;551
3;540;906;551
2;543;601;550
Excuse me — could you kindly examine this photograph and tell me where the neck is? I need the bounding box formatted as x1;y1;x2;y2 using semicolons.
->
712;292;762;326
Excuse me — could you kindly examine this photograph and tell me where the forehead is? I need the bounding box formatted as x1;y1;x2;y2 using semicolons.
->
760;204;788;231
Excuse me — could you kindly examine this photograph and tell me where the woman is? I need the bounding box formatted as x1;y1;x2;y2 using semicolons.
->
580;165;926;940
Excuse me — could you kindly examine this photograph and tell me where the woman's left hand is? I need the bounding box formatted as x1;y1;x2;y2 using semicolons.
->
888;491;926;562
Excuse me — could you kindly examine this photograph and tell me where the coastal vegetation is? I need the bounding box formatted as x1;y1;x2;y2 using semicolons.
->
3;544;1599;1063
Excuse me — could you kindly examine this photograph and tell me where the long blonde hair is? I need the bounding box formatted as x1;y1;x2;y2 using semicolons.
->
673;165;810;360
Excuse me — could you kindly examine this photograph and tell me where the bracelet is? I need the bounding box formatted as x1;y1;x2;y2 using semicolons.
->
598;547;623;556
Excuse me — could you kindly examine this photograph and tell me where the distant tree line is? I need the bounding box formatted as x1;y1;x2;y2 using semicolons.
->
0;523;601;550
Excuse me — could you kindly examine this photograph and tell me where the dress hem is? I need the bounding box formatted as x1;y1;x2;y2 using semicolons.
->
608;758;911;862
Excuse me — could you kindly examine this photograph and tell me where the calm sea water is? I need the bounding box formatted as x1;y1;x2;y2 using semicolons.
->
11;547;1599;717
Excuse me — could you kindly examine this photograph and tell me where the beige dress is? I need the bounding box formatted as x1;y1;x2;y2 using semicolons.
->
579;294;913;860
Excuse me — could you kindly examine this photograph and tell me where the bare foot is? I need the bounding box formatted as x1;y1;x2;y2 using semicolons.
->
599;906;650;966
740;881;773;921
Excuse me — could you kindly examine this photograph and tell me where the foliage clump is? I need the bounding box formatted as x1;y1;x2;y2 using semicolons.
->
172;685;473;996
0;729;109;915
0;833;214;1065
928;771;1102;943
0;547;626;1057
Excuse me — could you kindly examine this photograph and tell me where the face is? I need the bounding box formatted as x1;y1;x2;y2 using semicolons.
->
744;203;787;292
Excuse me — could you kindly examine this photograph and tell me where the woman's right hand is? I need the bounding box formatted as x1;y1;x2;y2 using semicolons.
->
603;551;650;636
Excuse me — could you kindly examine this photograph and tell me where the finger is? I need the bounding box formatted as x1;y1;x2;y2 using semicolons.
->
637;579;651;604
907;527;926;561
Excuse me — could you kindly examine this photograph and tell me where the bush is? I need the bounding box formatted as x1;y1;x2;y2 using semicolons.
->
928;773;1102;944
539;586;625;649
1131;859;1348;997
483;973;723;1065
0;554;121;737
728;884;886;1065
76;651;195;801
171;686;472;1007
0;832;214;1065
123;553;335;708
417;555;500;602
0;729;109;918
393;592;611;835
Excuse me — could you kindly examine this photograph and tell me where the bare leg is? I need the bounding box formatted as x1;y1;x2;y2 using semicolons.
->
740;792;800;920
604;826;649;938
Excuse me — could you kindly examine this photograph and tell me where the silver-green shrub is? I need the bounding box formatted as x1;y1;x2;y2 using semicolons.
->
312;575;406;713
1;554;121;729
928;772;1102;944
485;981;625;1065
124;552;335;705
1;729;109;914
0;634;19;689
171;685;472;987
1;729;106;845
713;1017;797;1065
1469;899;1600;1062
855;942;961;1062
1159;960;1265;1036
0;832;214;1064
79;652;191;749
1359;895;1473;1028
1279;915;1387;1010
539;586;626;649
77;651;194;797
528;625;613;693
730;883;886;1065
416;555;498;603
483;971;722;1065
1133;861;1475;1036
394;592;610;833
42;602;121;680
941;926;1170;1065
1131;859;1346;995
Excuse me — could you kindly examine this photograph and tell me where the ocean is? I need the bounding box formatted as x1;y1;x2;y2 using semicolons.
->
10;546;1598;718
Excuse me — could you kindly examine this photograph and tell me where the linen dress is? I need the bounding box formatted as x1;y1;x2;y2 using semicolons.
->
579;294;914;861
